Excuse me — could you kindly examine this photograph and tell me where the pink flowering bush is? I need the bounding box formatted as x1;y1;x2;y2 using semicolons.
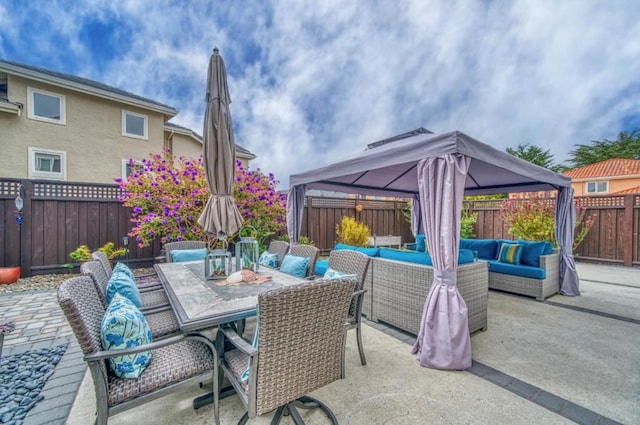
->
499;197;596;251
116;150;287;248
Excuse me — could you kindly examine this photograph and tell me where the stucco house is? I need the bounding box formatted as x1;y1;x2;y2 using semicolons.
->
0;59;254;184
563;158;640;196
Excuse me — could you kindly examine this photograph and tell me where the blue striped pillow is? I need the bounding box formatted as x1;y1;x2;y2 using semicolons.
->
498;243;523;264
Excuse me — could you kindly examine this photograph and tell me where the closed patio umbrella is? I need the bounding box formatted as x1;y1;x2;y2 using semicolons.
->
197;47;243;239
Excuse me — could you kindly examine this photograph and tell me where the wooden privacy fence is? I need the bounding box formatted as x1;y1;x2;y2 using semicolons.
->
1;177;638;276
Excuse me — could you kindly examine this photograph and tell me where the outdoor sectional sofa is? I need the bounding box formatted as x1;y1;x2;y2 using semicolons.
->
315;244;489;335
459;238;560;301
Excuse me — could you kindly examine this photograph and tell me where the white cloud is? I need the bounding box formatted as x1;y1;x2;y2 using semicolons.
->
2;0;640;188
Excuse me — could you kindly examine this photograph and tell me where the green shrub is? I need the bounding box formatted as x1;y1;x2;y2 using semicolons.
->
336;216;371;247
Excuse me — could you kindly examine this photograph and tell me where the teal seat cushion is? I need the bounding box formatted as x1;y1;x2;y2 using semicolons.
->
460;238;499;260
517;240;548;267
415;234;426;252
106;269;142;308
497;242;524;264
379;248;432;265
259;251;279;268
334;243;380;257
113;262;136;281
280;254;310;277
542;241;554;255
314;259;329;276
170;248;207;262
323;267;358;280
101;293;153;379
488;260;546;279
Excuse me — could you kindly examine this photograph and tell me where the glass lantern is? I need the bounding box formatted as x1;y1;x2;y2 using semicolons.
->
235;237;259;273
205;249;232;280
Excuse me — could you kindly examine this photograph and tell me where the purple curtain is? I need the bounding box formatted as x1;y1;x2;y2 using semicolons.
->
411;155;472;370
286;184;306;244
411;194;424;237
555;187;580;296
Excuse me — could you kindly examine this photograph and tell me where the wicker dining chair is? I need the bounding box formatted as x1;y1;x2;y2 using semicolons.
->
267;240;289;267
57;275;217;425
215;278;356;424
81;261;170;313
164;241;207;263
91;251;161;291
327;249;371;366
289;244;319;278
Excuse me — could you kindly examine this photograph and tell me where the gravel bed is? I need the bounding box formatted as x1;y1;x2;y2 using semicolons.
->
0;268;157;294
0;344;67;424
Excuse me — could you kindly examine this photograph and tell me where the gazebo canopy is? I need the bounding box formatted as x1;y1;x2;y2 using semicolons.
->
289;130;571;196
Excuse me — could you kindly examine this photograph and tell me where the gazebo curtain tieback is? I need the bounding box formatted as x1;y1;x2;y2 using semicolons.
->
434;269;457;287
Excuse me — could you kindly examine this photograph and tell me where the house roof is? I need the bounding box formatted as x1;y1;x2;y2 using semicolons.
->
164;122;256;159
0;59;178;118
612;185;640;195
563;158;640;179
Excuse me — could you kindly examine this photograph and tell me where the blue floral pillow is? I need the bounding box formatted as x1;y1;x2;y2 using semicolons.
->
259;251;279;268
323;267;358;281
279;254;310;277
106;269;142;308
101;293;153;379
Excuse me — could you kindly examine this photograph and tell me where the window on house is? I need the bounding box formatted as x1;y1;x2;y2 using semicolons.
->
29;148;67;180
122;110;148;139
27;87;66;124
0;73;8;100
586;181;608;194
121;159;144;179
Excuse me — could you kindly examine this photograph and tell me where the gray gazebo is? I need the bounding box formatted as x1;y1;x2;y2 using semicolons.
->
286;129;579;370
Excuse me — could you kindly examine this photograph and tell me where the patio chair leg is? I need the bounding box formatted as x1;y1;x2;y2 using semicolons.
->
356;323;367;365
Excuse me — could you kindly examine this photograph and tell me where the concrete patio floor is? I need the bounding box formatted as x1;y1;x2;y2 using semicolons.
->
64;262;639;424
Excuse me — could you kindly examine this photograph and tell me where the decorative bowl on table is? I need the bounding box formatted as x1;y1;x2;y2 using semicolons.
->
0;267;21;285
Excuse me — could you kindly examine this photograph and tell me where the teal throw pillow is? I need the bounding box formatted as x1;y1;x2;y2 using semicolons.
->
106;269;142;307
280;254;310;277
498;243;523;265
113;262;136;281
517;240;548;267
259;251;279;268
415;234;426;252
101;293;153;379
323;267;358;281
171;248;208;262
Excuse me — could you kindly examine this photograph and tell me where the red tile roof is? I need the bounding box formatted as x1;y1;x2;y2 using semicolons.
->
563;158;640;179
612;185;640;194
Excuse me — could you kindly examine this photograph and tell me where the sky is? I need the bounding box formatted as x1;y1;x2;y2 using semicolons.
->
2;0;639;189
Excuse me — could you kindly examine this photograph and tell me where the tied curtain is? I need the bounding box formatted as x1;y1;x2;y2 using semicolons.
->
556;187;580;296
410;194;424;237
411;155;472;370
286;184;306;244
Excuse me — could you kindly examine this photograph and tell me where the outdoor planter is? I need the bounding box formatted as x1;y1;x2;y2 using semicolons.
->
0;267;20;285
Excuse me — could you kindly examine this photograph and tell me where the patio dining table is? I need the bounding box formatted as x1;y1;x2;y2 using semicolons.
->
155;260;309;333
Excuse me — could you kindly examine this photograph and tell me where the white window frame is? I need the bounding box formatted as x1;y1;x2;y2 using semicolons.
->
28;147;67;180
121;110;148;140
121;159;144;179
27;87;66;125
585;181;608;194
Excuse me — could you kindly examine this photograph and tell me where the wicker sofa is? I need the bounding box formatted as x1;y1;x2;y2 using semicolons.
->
362;257;488;335
460;238;560;301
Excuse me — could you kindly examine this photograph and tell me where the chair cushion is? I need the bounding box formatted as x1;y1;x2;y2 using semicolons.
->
334;243;380;257
314;259;329;276
497;242;524;264
517;240;548;267
488;261;547;279
170;248;208;262
258;251;279;268
379;248;432;265
415;234;426;252
458;249;475;264
280;254;310;277
106;269;142;307
460;238;499;260
323;267;358;280
101;293;153;379
542;241;554;255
